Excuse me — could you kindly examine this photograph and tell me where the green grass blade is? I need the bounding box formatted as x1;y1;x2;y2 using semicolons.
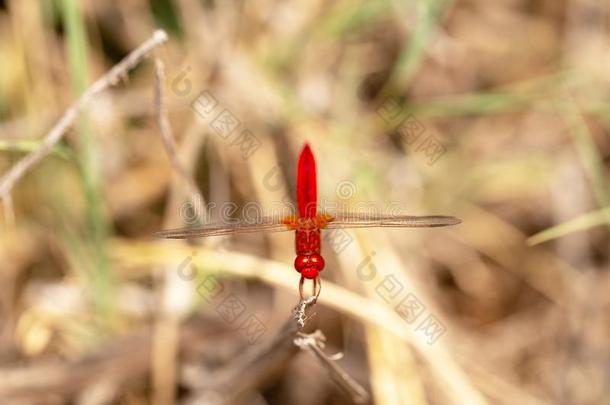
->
383;0;451;94
528;207;610;245
557;93;610;208
60;0;114;320
0;140;71;159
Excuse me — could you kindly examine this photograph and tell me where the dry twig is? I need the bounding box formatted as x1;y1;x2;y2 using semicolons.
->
293;296;318;329
182;318;302;405
151;55;209;405
0;30;169;201
153;57;202;201
294;330;371;404
182;299;324;404
184;297;370;404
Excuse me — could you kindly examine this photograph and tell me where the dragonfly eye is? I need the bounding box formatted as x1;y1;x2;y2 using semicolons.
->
309;254;325;271
294;254;324;279
294;255;309;272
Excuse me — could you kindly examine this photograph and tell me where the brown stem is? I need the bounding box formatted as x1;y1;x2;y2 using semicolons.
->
0;30;169;201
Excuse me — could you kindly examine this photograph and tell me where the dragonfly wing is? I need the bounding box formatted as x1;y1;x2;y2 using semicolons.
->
324;212;461;229
154;217;292;239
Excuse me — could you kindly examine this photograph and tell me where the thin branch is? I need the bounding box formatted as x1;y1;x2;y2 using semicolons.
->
153;57;202;201
182;300;369;404
293;296;318;328
294;331;370;404
152;57;207;405
182;318;302;405
181;300;319;404
0;30;169;201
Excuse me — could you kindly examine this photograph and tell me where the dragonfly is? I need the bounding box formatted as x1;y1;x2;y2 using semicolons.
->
155;143;461;300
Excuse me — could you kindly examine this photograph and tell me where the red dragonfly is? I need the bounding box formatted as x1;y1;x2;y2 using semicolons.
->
155;144;461;299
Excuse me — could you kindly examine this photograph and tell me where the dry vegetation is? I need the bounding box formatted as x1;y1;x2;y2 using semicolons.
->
0;0;609;404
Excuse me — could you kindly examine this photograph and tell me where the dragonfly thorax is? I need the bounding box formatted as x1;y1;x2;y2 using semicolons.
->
282;214;331;279
296;227;321;255
282;213;333;230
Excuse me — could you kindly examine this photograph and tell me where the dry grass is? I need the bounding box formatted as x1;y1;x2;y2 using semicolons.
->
0;1;609;404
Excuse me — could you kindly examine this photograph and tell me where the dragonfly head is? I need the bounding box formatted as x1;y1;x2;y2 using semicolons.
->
294;253;325;279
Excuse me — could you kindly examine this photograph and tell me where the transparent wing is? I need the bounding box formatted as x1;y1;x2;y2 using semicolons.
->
154;216;292;239
325;212;461;229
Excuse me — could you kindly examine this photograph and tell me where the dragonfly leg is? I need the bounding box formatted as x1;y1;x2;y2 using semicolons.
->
299;275;321;302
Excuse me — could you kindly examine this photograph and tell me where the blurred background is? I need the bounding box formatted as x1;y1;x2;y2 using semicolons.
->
0;0;609;404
